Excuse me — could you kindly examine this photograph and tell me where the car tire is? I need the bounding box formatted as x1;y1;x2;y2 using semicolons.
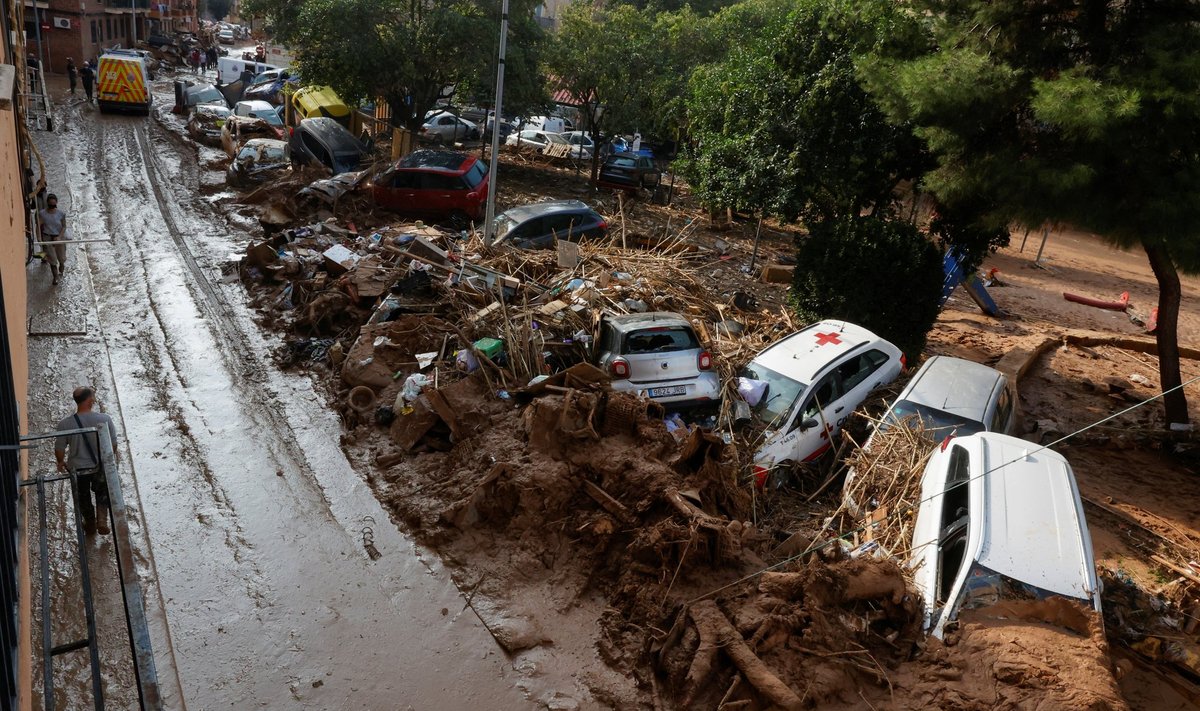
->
445;210;471;231
469;129;480;140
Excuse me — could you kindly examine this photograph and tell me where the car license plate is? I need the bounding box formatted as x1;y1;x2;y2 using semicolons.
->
650;386;686;398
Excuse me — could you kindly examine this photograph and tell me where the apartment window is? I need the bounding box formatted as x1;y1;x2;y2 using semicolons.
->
91;20;98;44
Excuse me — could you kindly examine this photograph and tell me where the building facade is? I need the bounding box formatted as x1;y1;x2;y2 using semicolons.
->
1;1;34;708
535;0;577;30
24;0;198;75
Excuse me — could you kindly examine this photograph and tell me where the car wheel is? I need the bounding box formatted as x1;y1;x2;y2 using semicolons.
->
430;134;444;146
445;210;471;231
470;129;480;140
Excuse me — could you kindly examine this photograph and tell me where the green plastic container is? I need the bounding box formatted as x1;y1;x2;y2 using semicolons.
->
474;338;504;360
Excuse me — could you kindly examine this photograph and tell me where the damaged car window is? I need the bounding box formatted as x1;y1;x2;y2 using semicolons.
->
740;363;806;426
952;562;1086;618
623;327;698;354
883;400;983;436
237;144;286;162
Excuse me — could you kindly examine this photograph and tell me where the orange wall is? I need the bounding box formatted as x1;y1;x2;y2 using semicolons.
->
0;79;32;711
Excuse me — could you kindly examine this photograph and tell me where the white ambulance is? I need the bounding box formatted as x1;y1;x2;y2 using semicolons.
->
738;321;905;487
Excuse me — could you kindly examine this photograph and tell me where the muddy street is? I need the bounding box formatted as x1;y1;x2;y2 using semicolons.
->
26;83;537;710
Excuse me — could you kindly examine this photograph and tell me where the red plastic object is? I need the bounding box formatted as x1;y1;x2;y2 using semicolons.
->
1063;291;1130;311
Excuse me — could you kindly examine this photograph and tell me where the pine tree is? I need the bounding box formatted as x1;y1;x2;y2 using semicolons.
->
863;0;1200;425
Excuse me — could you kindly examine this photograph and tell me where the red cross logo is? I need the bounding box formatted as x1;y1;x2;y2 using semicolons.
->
815;332;842;346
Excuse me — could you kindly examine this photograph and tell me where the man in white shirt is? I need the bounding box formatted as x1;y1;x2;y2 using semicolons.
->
38;193;68;285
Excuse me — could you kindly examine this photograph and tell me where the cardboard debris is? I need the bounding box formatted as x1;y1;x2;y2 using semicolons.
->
323;244;360;275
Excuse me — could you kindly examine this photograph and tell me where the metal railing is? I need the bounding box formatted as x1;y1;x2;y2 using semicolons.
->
16;427;163;711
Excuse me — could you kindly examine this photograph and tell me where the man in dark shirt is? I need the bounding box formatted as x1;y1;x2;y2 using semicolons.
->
66;58;77;95
81;61;95;103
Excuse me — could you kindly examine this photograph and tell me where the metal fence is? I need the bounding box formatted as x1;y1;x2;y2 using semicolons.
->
0;271;22;710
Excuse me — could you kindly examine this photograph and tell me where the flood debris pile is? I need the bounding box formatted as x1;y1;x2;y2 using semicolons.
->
835;417;936;559
235;206;1135;707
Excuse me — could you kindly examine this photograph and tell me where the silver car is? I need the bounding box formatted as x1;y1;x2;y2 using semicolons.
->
881;356;1017;437
421;112;479;144
593;312;721;409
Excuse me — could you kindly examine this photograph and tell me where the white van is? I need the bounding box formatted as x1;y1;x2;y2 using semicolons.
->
520;115;566;133
738;321;904;486
217;57;280;86
909;432;1101;639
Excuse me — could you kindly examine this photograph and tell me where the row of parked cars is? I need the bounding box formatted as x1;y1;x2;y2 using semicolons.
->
597;315;1098;641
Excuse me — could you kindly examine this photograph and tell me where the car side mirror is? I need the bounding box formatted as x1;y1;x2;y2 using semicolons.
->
800;418;819;431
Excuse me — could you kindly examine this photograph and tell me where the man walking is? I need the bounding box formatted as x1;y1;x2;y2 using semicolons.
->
38;193;67;285
81;61;95;103
66;58;77;95
54;387;121;536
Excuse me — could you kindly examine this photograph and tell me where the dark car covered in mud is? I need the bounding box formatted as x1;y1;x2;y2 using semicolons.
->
289;117;367;176
227;138;290;187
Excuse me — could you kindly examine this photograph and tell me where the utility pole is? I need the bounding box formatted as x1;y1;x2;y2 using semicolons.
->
482;0;508;246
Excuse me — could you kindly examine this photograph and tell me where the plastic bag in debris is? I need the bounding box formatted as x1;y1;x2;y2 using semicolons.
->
737;377;768;406
623;298;649;312
664;413;688;441
401;373;431;403
456;349;479;373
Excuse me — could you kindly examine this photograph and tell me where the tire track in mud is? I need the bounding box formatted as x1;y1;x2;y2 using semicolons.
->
86;118;267;600
130;123;342;525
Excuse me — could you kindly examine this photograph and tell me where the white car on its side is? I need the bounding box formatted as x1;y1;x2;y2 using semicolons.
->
909;432;1101;639
738;320;905;487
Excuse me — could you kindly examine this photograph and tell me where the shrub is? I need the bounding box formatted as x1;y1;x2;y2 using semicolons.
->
791;216;943;359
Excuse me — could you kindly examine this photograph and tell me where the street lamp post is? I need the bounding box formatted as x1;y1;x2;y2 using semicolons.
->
482;0;509;246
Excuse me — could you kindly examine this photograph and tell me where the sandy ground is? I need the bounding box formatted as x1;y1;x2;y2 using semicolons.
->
930;229;1200;709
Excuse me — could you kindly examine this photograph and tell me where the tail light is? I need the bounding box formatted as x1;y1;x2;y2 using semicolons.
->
597;220;608;231
940;435;955;452
900;354;907;371
698;350;713;371
610;358;630;379
753;465;769;489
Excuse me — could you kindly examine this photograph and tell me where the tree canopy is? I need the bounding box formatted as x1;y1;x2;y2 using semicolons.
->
863;0;1200;424
678;0;927;224
243;0;548;131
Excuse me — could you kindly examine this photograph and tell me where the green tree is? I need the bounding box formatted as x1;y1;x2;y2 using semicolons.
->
792;217;944;359
863;0;1200;425
243;0;547;132
679;0;927;223
546;3;662;181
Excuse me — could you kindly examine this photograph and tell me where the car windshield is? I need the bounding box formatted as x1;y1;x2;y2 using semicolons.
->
882;400;984;437
544;133;569;145
254;111;283;126
238;144;285;162
623;327;699;355
610;157;637;168
953;562;1090;619
740;363;806;426
193;88;224;105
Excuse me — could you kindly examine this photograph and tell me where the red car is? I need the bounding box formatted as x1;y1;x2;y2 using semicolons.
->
371;150;489;224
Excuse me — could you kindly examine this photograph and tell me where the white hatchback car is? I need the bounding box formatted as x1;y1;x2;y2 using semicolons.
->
739;321;904;485
910;432;1101;639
